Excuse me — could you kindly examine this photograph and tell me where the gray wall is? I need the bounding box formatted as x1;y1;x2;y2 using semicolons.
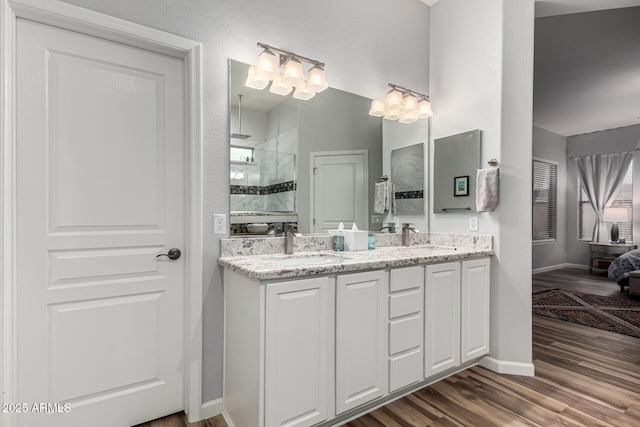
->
566;124;640;265
59;0;429;402
532;126;567;270
430;0;535;369
297;89;383;233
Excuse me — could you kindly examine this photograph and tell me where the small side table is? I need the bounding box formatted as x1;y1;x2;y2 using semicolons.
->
588;242;637;274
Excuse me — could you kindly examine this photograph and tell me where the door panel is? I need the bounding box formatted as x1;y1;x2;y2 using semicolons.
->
424;263;461;378
266;278;330;427
16;19;185;426
461;258;491;362
312;153;367;232
336;271;387;414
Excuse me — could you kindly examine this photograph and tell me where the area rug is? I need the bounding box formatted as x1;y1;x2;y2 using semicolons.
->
532;288;640;338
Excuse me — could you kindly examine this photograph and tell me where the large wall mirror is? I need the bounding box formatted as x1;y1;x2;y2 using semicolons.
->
228;59;383;236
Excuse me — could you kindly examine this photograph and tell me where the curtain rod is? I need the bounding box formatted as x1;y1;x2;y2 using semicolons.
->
568;148;640;160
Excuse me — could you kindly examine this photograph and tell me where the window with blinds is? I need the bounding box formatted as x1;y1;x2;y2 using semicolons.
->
532;159;558;242
578;161;633;242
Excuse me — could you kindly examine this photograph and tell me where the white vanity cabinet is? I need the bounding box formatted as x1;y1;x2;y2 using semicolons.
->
224;271;334;427
424;258;491;379
223;256;491;427
335;270;388;414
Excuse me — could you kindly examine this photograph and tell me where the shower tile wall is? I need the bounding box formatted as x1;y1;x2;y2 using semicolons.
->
230;102;298;212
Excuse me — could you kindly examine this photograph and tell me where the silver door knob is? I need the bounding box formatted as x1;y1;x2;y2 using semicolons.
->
156;248;182;260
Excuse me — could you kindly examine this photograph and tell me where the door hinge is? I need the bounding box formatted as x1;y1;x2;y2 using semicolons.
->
313;218;316;225
313;167;317;175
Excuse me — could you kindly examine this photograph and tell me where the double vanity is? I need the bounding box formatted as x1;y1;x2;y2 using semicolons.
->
219;232;493;427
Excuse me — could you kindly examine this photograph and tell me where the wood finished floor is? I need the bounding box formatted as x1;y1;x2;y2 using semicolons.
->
141;268;640;427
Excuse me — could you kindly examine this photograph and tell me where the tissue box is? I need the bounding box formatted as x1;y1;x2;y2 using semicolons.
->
343;230;369;251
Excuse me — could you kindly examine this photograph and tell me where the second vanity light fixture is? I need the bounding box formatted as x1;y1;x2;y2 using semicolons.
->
369;83;433;124
245;42;328;101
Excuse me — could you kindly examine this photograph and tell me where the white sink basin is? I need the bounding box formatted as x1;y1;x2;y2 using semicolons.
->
265;254;344;266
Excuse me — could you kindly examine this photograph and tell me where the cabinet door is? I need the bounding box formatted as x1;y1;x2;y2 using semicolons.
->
461;258;490;363
336;270;387;414
424;262;461;378
265;277;331;427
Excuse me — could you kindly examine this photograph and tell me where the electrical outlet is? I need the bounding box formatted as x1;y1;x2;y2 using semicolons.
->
469;216;479;231
213;214;227;234
371;215;383;223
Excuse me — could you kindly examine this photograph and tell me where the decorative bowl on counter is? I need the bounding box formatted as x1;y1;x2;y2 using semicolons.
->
246;223;269;233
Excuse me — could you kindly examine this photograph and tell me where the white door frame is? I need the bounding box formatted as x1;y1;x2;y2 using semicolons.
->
309;150;369;233
0;0;204;424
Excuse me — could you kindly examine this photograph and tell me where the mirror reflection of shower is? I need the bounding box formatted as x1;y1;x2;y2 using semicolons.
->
230;94;251;140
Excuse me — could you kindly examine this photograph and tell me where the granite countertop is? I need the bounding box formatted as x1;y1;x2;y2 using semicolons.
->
218;245;494;281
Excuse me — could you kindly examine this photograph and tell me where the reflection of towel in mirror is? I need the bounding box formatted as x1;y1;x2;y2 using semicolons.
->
374;181;388;214
476;168;499;212
391;182;396;214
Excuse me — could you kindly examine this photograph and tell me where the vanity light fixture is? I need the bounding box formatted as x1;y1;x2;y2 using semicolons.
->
369;83;433;123
246;42;328;100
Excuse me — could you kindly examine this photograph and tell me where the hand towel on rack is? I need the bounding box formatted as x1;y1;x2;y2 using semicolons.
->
374;181;388;214
476;168;499;212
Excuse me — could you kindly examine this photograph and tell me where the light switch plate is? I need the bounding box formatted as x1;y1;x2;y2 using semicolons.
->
213;214;227;234
469;216;479;231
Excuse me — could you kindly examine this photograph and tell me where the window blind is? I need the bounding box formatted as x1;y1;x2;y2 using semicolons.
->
532;159;558;242
578;161;633;242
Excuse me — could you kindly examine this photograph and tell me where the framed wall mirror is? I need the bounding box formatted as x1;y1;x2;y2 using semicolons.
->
433;129;481;213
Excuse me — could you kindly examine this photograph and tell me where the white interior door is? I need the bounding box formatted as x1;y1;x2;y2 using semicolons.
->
312;152;368;233
15;18;185;426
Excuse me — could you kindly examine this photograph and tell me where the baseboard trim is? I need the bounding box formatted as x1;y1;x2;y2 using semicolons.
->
201;398;223;420
222;410;236;427
479;356;535;376
532;263;588;274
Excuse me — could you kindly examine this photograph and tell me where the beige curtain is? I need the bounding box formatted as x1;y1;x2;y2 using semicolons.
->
574;151;633;243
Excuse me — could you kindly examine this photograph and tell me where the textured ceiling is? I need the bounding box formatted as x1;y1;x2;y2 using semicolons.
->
534;6;640;136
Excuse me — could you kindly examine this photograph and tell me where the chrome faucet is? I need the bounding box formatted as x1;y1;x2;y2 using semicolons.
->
402;223;417;246
378;223;397;233
284;223;301;254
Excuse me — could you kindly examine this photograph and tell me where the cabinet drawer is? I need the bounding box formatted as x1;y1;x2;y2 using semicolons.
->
389;315;422;355
389;290;422;319
390;266;424;293
389;349;422;392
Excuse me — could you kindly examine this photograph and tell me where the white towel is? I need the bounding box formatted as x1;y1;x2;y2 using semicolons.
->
374;181;388;214
476;168;499;212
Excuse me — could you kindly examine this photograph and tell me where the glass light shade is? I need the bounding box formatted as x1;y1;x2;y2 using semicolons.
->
402;95;418;114
292;81;316;100
245;65;269;90
281;57;304;86
307;65;328;92
399;108;418;124
417;99;433;119
384;107;400;120
256;49;278;80
368;99;386;117
385;90;404;111
269;73;293;96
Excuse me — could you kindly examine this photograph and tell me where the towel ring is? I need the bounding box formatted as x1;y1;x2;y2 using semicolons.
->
487;159;499;167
